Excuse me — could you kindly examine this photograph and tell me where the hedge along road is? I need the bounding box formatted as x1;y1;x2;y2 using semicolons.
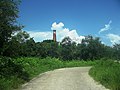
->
21;67;109;90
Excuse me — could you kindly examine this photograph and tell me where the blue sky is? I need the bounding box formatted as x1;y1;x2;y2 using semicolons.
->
18;0;120;45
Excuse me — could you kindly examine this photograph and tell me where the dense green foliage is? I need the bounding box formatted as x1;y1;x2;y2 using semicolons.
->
2;33;120;60
0;57;96;90
89;60;120;90
0;57;28;90
0;0;22;56
0;0;120;60
0;0;120;90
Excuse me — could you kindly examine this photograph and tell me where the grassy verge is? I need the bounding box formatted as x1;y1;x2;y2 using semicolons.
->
0;57;96;90
64;60;97;67
89;60;120;90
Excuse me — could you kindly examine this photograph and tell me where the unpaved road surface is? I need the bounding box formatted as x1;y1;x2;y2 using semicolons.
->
21;67;109;90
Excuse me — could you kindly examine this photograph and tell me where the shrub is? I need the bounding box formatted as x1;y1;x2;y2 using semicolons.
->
0;57;97;90
0;57;29;90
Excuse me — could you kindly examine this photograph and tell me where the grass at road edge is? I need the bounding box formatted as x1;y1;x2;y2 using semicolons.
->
89;59;120;90
0;57;97;90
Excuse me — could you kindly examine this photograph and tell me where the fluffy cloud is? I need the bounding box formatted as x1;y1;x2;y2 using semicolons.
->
99;20;112;34
28;22;85;44
51;22;85;44
28;31;52;42
51;22;64;30
107;34;120;44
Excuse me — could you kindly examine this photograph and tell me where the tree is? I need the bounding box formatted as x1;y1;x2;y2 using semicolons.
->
60;37;76;60
2;30;30;57
0;0;22;55
103;46;114;59
35;40;59;58
113;44;120;60
2;38;20;57
25;38;36;56
77;35;105;60
13;31;30;43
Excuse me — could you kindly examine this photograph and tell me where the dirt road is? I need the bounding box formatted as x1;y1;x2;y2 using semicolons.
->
21;67;109;90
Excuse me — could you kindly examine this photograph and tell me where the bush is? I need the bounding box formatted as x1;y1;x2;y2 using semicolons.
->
0;57;29;90
0;57;97;90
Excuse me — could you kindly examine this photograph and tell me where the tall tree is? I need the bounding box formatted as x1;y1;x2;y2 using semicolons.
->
113;44;120;60
2;31;30;57
77;35;105;60
60;37;76;60
0;0;22;55
36;40;59;58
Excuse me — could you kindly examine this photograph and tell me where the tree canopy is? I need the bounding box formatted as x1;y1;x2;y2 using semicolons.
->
0;0;22;55
0;0;120;61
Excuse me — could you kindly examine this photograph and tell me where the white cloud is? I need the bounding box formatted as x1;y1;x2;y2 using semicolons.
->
99;20;112;34
51;22;85;44
107;34;120;44
51;22;64;30
28;22;85;44
28;31;52;42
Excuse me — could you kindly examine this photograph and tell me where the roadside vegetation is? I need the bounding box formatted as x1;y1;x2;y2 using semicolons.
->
0;57;97;90
89;59;120;90
0;0;120;90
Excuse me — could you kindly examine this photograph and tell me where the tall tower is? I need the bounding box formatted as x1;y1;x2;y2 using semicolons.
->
53;30;56;42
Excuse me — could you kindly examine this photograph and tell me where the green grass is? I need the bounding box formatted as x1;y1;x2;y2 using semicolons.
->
89;59;120;90
15;57;97;79
64;60;97;67
15;57;65;79
0;57;96;90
